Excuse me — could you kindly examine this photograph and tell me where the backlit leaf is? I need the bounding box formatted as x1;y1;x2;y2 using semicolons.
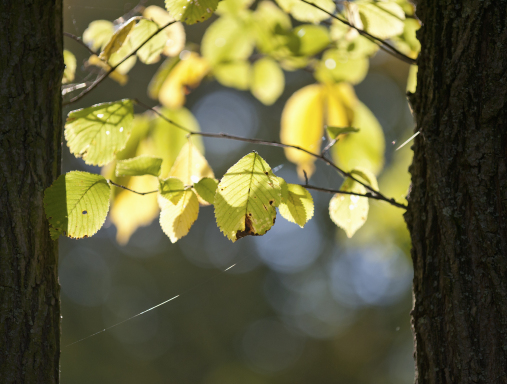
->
407;64;417;93
216;0;255;14
148;56;180;99
315;49;369;85
83;20;115;51
65;99;134;166
215;152;281;242
143;5;186;57
99;17;138;62
274;0;335;23
159;177;185;204
280;84;324;178
291;25;330;56
63;50;76;84
356;0;405;39
128;19;167;64
194;177;218;204
86;54;135;85
115;155;163;177
168;140;214;185
214;61;251;90
159;189;199;242
251;57;284;105
278;179;314;227
110;175;159;244
165;0;219;24
44;171;111;239
326;126;359;139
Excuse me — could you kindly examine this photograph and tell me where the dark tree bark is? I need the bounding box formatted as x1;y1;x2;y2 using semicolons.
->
406;1;507;383
0;1;63;383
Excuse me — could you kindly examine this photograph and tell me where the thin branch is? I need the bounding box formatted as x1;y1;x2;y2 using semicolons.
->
108;180;158;195
64;20;176;106
64;32;97;56
300;0;416;65
134;102;407;210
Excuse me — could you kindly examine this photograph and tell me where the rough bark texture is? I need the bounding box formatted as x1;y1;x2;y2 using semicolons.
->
0;1;63;383
406;1;507;383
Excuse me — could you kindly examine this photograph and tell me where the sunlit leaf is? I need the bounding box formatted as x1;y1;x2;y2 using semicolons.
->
110;175;159;244
44;171;111;239
124;19;166;64
323;83;353;130
315;49;369;85
164;0;219;24
330;18;379;59
332;101;385;174
158;52;210;109
215;152;281;242
168;140;214;185
143;5;186;57
214;61;251;90
407;64;417;93
159;177;185;204
159;189;199;242
194;177;218;204
326;126;359;139
99;17;138;62
216;0;255;14
86;54;134;85
115;155;163;177
148;56;180;99
251;57;284;105
252;1;292;55
278;179;314;227
65;99;134;166
291;25;330;56
83;20;115;51
356;0;405;39
63;50;76;84
280;84;324;178
201;15;254;66
274;0;335;23
392;18;421;58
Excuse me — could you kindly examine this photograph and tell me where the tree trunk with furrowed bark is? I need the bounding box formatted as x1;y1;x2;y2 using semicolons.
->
406;1;507;383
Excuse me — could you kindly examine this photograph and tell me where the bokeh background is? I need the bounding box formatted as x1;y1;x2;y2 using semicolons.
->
61;1;415;382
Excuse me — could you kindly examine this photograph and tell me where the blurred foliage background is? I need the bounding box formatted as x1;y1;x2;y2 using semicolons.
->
61;0;415;382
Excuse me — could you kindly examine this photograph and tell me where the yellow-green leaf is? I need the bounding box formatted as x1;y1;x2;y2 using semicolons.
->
251;57;284;105
99;17;138;62
168;140;214;185
214;152;281;242
274;0;335;23
356;0;405;40
159;189;199;242
194;177;218;204
315;49;369;85
83;20;115;51
216;0;255;14
165;0;219;24
326;126;359;139
63;50;76;84
291;25;330;56
65;99;134;166
159;177;185;204
115;155;163;177
128;19;167;64
407;64;417;93
143;5;186;57
278;179;314;227
44;171;111;239
148;56;181;99
214;61;251;90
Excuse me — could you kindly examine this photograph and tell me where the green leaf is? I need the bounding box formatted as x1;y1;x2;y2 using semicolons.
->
356;0;405;40
99;17;139;62
278;179;314;227
148;56;180;99
406;64;417;93
82;20;115;51
251;57;285;105
63;50;76;84
165;0;219;24
274;0;335;23
350;167;379;191
159;189;199;242
214;61;251;90
216;0;254;14
65;99;134;166
194;177;218;204
315;49;369;85
128;19;167;64
329;176;368;238
214;152;281;242
115;155;163;177
159;177;185;204
326;126;359;139
44;171;111;239
291;25;330;56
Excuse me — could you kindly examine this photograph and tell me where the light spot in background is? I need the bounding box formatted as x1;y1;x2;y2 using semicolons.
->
329;245;412;308
241;318;304;373
60;247;111;307
254;218;323;274
192;90;258;165
179;50;191;60
325;58;336;69
111;220;165;258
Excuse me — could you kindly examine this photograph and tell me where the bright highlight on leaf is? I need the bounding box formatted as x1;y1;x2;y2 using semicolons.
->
115;155;163;177
44;171;111;240
328;168;378;238
63;50;76;84
168;141;214;185
143;5;186;57
128;19;167;64
251;57;285;105
165;0;219;24
356;0;405;39
159;189;199;243
214;152;281;242
194;177;218;204
278;179;314;228
99;17;138;62
65;99;134;166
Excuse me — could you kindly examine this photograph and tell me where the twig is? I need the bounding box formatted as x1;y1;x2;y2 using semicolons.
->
300;0;416;65
64;32;97;56
108;180;158;195
134;101;407;210
64;20;176;106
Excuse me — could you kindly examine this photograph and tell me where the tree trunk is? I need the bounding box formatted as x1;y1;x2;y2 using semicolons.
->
0;1;63;383
406;1;507;383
